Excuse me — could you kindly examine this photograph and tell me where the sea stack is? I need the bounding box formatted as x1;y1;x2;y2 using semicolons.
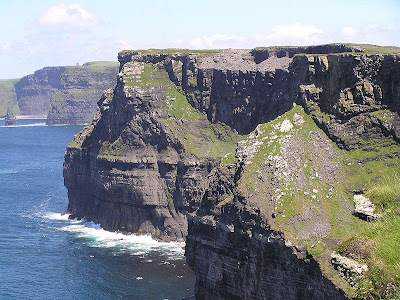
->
5;109;16;126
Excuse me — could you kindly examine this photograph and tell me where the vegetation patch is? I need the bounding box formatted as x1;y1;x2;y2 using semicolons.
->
65;61;118;75
0;78;19;117
347;44;400;55
119;49;221;58
220;152;238;166
217;194;234;207
162;83;238;159
124;64;173;87
228;99;399;297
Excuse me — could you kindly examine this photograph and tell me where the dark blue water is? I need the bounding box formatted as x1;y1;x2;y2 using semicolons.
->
0;119;195;299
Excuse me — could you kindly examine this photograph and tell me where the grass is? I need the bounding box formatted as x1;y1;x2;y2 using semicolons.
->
337;176;400;299
347;44;400;55
366;179;400;213
119;49;221;57
0;78;20;117
124;64;172;87
300;91;400;298
160;74;239;159
164;89;203;121
67;140;82;149
82;61;119;68
220;152;238;166
370;109;394;127
238;106;346;230
65;61;119;74
106;60;239;160
238;103;399;297
217;194;234;207
341;145;400;192
67;125;94;149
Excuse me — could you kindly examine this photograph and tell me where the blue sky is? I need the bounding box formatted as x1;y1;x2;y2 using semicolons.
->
0;0;399;78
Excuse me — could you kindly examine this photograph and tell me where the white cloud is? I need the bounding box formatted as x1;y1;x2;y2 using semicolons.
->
118;40;133;51
185;23;325;49
256;23;324;46
182;22;400;50
188;34;246;49
341;26;357;38
270;23;322;39
38;3;98;28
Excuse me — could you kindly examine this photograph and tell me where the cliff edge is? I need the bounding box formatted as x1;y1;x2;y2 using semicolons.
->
64;44;400;299
14;61;119;124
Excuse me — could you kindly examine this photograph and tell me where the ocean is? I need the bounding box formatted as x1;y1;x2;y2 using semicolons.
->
0;119;195;299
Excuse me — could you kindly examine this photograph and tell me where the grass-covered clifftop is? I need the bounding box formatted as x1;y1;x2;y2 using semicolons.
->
12;61;118;123
65;46;400;299
0;79;19;117
234;104;400;298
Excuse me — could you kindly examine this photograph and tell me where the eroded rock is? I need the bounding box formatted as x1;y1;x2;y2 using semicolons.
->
331;252;368;286
353;194;381;221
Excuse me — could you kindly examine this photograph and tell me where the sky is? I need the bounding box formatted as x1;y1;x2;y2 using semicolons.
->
0;0;399;78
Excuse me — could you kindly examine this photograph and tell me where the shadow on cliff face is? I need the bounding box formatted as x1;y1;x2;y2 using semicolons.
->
206;68;294;135
64;45;400;299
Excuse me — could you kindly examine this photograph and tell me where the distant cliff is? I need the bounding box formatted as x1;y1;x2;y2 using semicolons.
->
14;61;118;124
0;79;19;117
64;44;400;299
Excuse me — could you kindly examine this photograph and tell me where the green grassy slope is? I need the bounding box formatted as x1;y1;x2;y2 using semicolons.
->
234;105;400;298
0;78;19;117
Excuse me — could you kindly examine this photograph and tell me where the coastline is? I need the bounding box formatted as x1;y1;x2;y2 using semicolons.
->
16;115;47;119
1;115;47;121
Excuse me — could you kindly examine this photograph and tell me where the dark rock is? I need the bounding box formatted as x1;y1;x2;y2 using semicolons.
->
64;45;400;299
4;108;16;126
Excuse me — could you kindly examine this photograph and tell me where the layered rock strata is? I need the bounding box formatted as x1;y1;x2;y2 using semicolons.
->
64;45;400;299
14;62;118;124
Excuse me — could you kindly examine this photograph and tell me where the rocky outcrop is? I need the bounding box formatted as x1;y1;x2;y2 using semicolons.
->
14;62;118;124
64;45;400;299
352;194;381;221
64;53;237;240
4;108;16;126
186;105;353;299
331;252;368;287
292;54;400;150
64;48;299;240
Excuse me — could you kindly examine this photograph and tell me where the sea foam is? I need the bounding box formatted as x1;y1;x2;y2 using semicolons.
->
44;212;185;260
0;123;46;128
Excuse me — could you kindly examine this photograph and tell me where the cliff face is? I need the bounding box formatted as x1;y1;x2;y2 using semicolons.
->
15;67;65;116
0;78;19;117
64;45;400;299
186;52;400;299
292;54;400;151
64;52;239;240
186;104;352;299
14;62;118;124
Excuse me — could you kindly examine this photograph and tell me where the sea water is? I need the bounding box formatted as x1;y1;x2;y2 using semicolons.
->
0;119;195;299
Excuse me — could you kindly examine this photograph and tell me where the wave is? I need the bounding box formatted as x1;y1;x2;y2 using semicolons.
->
0;123;47;128
43;212;71;221
43;212;185;260
0;169;18;174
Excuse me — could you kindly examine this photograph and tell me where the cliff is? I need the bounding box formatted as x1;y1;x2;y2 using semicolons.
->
0;78;19;117
14;61;118;124
64;44;400;299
